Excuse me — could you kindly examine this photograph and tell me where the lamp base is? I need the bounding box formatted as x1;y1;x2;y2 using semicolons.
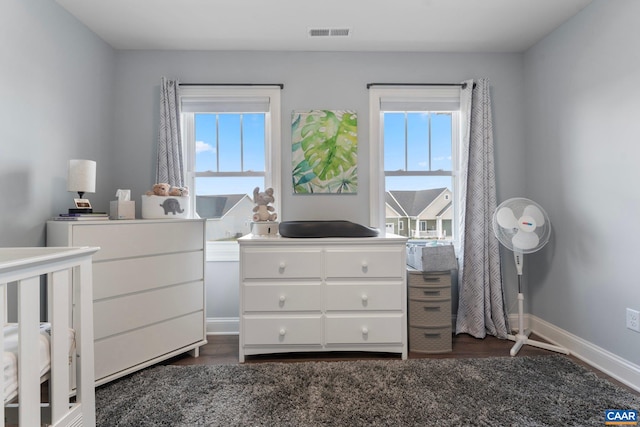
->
69;208;93;214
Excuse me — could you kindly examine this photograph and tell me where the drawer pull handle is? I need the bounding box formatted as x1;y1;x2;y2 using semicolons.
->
422;277;441;282
424;333;441;338
361;261;369;274
279;295;286;303
361;327;369;335
423;306;440;312
279;328;286;336
423;290;440;296
361;294;368;302
279;262;286;269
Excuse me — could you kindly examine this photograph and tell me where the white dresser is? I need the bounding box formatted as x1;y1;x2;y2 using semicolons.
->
238;233;408;362
47;218;207;386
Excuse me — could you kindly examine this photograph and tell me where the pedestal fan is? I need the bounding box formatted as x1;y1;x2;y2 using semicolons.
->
493;197;569;356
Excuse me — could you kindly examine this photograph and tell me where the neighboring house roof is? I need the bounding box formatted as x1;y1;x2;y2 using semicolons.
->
436;202;452;218
386;188;448;217
196;194;250;219
385;192;407;217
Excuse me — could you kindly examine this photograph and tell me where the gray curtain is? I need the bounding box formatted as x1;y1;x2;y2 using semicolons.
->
455;79;509;339
156;77;184;187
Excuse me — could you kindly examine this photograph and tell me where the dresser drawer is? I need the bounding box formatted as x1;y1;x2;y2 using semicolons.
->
94;311;204;381
408;285;451;300
409;325;452;353
325;248;404;279
93;281;204;339
242;249;322;279
93;251;203;300
407;270;451;287
72;221;203;261
243;316;322;346
408;299;450;327
325;314;403;344
243;283;322;312
325;284;403;311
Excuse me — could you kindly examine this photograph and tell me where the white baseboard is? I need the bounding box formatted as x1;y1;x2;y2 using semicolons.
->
206;317;239;335
528;314;640;393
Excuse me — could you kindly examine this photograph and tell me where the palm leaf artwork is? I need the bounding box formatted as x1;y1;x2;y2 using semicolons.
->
291;110;358;194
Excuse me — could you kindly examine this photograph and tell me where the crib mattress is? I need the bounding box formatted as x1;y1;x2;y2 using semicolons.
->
3;323;75;402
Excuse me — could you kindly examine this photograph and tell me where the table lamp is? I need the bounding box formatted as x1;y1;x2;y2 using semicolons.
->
67;159;96;213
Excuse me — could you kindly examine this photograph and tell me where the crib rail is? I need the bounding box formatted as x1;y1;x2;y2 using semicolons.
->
0;247;98;427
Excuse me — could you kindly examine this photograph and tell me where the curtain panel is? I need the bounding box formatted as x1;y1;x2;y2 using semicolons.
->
156;77;184;188
455;79;509;339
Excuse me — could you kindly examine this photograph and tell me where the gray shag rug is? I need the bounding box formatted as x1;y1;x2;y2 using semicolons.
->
95;355;639;426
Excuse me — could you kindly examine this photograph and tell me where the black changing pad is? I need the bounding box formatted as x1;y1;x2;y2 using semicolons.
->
279;220;379;238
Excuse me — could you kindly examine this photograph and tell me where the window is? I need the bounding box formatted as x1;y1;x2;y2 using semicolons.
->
369;86;461;244
181;86;281;254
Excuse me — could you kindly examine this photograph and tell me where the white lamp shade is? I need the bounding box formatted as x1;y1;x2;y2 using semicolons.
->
67;159;96;193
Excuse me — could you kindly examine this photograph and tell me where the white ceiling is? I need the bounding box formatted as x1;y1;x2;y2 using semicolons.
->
56;0;592;53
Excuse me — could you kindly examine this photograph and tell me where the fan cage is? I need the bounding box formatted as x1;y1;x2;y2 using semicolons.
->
492;197;551;254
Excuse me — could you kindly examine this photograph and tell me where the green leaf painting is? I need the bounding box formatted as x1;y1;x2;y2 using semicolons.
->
291;110;358;194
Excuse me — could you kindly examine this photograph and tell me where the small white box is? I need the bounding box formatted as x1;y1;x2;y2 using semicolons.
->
141;195;190;219
110;200;135;220
251;221;279;236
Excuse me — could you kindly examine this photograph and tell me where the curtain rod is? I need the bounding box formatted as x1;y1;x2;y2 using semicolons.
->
179;83;284;89
366;82;473;89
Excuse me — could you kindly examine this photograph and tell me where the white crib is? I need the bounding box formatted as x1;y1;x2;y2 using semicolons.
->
1;247;98;427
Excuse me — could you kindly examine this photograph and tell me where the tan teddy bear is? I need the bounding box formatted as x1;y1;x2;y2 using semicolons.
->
146;183;171;196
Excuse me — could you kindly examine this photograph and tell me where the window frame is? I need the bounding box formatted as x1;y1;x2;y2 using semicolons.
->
181;85;282;224
369;86;461;245
181;86;281;260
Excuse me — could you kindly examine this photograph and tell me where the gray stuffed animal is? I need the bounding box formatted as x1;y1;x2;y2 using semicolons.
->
252;187;277;222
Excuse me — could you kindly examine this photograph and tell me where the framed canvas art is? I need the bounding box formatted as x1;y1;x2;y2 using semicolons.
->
291;110;358;194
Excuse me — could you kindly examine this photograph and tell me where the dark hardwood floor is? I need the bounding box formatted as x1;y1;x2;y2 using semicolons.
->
164;333;639;396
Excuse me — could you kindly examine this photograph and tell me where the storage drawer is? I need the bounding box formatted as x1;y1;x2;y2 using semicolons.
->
243;316;322;346
408;299;450;327
243;283;322;312
325;283;403;311
407;270;451;287
92;251;203;300
94;311;204;381
409;325;452;353
325;314;403;344
242;249;322;279
93;281;204;339
325;248;404;279
72;221;204;261
408;285;451;300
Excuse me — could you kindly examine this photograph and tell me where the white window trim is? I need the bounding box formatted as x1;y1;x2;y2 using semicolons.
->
369;86;461;245
181;85;282;219
206;241;240;262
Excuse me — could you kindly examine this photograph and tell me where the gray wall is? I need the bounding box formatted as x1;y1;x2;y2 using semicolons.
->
1;0;115;321
112;50;527;321
112;50;526;223
1;0;116;248
524;0;640;364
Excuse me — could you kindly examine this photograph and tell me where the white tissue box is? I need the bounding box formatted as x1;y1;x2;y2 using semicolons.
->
141;195;190;219
110;200;135;220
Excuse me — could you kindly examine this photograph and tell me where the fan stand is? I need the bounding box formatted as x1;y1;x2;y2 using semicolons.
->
508;261;569;356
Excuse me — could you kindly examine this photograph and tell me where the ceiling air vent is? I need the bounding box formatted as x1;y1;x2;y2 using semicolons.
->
308;28;351;38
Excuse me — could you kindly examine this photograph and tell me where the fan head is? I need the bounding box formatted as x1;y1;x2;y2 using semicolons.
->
493;198;551;253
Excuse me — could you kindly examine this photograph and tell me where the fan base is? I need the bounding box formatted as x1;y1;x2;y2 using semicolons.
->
507;332;569;357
